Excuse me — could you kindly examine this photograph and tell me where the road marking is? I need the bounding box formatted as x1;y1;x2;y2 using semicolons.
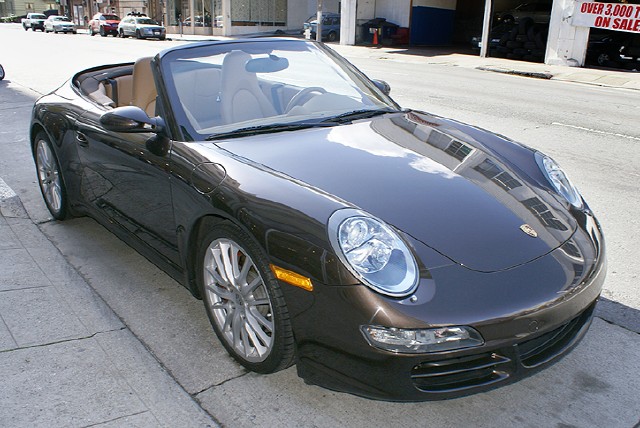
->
552;122;640;142
0;178;17;201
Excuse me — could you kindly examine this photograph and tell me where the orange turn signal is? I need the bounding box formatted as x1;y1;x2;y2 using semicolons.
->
270;264;313;291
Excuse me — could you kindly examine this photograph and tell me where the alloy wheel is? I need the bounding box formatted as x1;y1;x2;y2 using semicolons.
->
203;238;275;363
35;138;64;218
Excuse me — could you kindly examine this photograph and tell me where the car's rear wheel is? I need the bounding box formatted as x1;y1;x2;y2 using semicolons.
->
34;133;68;220
197;222;295;373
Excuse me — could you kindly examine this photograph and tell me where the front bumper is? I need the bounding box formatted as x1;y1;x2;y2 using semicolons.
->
288;211;606;401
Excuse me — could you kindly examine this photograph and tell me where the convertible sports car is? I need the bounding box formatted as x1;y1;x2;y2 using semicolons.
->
30;38;606;401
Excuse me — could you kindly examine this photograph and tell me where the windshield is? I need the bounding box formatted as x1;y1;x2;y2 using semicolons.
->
102;14;119;20
160;39;399;141
137;18;159;25
54;16;71;21
33;14;46;19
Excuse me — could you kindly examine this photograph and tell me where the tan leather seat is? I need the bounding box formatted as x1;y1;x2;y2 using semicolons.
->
220;50;276;124
131;57;157;116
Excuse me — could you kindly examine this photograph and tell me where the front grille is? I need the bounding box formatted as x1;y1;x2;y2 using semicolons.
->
411;353;510;393
410;303;595;395
518;302;595;368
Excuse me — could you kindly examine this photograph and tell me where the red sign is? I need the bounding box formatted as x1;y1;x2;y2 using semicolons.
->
572;1;640;33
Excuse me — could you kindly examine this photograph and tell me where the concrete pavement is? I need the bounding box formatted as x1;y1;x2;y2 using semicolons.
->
1;34;639;427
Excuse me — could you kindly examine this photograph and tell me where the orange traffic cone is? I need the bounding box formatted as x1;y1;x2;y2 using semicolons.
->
372;29;378;46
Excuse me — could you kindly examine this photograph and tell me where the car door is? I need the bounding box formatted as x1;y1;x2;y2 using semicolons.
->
74;99;180;270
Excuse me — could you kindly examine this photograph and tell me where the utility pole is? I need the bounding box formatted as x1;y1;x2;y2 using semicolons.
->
316;0;322;42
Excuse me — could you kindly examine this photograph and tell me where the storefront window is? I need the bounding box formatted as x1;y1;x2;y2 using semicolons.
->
231;0;287;26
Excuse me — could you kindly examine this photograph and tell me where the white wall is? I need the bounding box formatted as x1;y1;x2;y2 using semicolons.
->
374;0;410;27
545;0;590;66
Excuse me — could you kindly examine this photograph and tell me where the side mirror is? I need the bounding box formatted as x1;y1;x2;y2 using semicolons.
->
100;106;165;134
372;79;391;96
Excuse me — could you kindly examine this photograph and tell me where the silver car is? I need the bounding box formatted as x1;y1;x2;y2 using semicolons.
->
118;16;166;40
44;15;77;34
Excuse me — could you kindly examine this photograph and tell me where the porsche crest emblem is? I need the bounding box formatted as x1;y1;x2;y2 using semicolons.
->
520;224;538;238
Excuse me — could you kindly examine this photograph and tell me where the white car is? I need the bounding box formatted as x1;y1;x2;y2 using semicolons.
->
118;16;166;40
44;15;77;34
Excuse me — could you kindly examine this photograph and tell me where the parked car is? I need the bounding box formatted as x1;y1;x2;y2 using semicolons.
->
497;0;552;24
587;31;640;69
89;13;120;37
21;13;47;31
303;12;340;41
118;15;166;40
44;15;77;34
29;38;605;402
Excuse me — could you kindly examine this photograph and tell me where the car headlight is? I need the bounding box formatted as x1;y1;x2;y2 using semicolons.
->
361;325;484;353
535;152;582;208
328;208;418;297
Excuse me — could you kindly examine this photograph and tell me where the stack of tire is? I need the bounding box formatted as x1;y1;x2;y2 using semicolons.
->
491;17;548;63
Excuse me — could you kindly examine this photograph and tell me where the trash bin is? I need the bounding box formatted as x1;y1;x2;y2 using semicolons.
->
361;18;399;45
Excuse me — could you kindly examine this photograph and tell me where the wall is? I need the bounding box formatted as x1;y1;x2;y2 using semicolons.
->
374;0;410;27
545;0;590;66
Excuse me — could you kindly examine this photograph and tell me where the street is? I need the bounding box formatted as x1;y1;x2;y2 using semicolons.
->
0;23;639;427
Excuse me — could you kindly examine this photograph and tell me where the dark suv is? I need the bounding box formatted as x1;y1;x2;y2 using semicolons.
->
89;13;121;37
303;13;340;42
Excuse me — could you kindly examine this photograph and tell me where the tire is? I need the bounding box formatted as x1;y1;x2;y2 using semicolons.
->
136;30;142;39
90;27;95;36
100;26;106;37
327;31;337;42
34;132;68;220
0;64;5;81
32;26;36;31
23;24;28;31
197;222;295;374
119;29;126;38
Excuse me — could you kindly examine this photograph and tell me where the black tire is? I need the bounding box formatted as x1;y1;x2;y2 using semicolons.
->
136;30;142;39
197;222;295;374
33;132;68;220
90;27;95;36
119;29;126;38
0;64;5;81
327;31;337;42
100;26;106;37
32;26;36;31
23;24;28;31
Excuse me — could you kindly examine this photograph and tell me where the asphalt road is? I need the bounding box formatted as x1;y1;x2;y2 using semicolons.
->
1;24;639;427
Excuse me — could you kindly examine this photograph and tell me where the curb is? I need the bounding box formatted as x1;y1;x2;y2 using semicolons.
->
476;66;553;80
0;178;28;219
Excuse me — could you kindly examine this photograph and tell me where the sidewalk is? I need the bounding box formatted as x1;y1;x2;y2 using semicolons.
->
0;184;217;426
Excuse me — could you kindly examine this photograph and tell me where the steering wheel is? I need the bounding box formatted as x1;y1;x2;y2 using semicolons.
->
285;87;327;113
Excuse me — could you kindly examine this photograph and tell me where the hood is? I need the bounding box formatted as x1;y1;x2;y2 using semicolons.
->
215;111;577;272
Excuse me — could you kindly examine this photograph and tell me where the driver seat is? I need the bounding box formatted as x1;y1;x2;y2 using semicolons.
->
131;57;157;116
220;50;276;124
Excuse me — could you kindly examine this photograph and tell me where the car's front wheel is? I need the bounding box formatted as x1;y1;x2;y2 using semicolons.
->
100;26;106;37
136;30;142;39
34;132;68;220
197;222;295;373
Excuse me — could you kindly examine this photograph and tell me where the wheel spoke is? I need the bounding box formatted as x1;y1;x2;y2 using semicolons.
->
247;306;273;332
206;283;234;301
242;276;261;297
243;319;269;357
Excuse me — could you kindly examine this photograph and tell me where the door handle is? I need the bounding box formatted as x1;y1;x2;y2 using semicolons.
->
76;132;88;147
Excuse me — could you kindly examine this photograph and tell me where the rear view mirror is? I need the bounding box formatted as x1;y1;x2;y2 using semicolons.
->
100;106;165;133
372;79;391;95
246;55;289;73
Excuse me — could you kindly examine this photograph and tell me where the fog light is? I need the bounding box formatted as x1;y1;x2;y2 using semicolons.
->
361;325;484;353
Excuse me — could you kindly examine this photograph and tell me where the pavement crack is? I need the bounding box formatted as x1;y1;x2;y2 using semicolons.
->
0;327;127;353
80;410;151;428
193;371;250;397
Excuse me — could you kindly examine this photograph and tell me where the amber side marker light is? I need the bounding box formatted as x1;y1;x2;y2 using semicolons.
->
270;264;313;291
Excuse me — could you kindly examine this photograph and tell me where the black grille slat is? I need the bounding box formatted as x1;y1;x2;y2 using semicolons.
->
411;354;511;393
409;303;596;395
